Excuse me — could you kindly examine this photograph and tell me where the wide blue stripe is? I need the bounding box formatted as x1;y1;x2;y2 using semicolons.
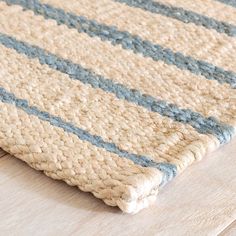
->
0;33;234;144
2;0;236;88
0;86;176;185
115;0;236;37
215;0;236;8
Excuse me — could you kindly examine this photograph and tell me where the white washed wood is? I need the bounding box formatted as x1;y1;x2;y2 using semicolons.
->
0;138;235;235
219;220;236;236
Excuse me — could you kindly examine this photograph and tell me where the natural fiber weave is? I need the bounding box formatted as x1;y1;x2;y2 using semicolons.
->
0;0;235;213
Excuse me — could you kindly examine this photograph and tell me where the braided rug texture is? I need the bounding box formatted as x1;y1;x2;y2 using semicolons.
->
0;0;236;213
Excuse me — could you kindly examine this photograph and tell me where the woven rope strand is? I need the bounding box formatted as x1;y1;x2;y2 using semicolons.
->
0;43;219;170
115;0;236;36
0;0;235;213
0;86;177;184
154;0;236;25
0;100;165;213
3;0;236;87
215;0;236;8
0;33;234;144
41;0;236;73
0;2;235;127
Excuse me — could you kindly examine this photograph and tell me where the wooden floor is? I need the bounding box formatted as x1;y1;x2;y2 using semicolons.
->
0;138;235;236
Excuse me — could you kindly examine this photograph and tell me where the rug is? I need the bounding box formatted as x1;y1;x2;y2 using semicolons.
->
0;0;235;213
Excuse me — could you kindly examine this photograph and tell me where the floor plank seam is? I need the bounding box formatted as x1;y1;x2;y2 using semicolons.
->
218;219;236;235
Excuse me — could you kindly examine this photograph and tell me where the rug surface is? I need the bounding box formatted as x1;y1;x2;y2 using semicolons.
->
0;0;235;213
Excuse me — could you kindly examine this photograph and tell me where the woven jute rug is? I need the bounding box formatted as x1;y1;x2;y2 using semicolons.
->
0;0;235;213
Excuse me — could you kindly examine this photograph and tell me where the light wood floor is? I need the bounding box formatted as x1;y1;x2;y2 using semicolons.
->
0;138;235;236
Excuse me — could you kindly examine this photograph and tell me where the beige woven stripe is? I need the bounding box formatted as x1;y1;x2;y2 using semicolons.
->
0;44;219;170
1;2;235;127
155;0;236;25
41;0;236;73
0;101;163;213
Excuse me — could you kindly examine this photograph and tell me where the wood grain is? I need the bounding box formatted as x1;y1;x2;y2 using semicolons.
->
0;138;236;235
219;220;236;236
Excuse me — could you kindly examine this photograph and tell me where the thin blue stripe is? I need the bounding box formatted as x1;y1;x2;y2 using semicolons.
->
114;0;236;37
215;0;236;8
2;0;236;88
0;86;176;185
0;33;234;144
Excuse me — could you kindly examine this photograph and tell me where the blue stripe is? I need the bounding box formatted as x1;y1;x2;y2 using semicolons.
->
114;0;236;37
0;33;234;144
0;86;176;185
2;0;236;88
215;0;236;8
